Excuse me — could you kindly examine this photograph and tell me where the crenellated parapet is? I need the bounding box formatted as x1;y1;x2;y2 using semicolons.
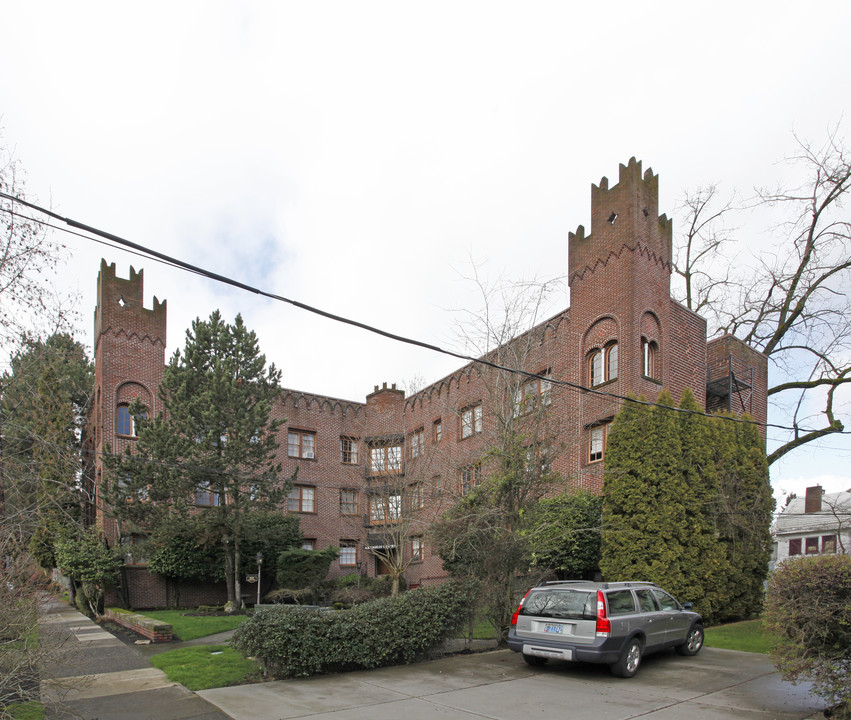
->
569;157;673;287
94;259;167;351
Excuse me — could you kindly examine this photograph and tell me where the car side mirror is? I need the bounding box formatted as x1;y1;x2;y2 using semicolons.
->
683;602;693;610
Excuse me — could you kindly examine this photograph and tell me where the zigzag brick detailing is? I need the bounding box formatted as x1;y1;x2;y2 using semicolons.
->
84;159;768;608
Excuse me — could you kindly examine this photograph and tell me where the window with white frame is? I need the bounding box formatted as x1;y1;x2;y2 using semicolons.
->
461;404;482;439
433;419;442;443
288;430;315;459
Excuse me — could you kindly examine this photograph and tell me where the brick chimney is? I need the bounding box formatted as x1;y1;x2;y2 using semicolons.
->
804;485;823;513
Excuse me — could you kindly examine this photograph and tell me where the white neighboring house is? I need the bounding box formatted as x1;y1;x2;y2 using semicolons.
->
771;485;851;568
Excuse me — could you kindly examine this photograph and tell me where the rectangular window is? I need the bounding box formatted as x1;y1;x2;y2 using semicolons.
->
195;480;221;506
788;538;802;556
461;463;482;495
412;537;424;562
340;489;358;515
433;419;442;443
370;495;401;524
301;539;315;551
515;370;553;415
409;483;424;510
525;445;551;474
370;445;402;474
340;541;357;566
461;405;482;439
822;535;837;554
340;437;358;464
410;428;424;458
805;536;819;555
288;430;315;459
589;427;605;463
120;535;148;565
287;485;315;513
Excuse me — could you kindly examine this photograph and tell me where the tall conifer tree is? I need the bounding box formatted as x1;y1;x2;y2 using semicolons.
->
105;311;293;609
711;413;774;618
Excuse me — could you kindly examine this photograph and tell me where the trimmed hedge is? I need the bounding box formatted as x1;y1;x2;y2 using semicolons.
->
231;580;477;677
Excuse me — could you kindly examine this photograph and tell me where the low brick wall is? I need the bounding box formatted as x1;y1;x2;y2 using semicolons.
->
101;608;173;643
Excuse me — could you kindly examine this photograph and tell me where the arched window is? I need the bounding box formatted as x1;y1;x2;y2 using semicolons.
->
589;350;604;386
606;343;618;381
642;338;658;379
589;343;618;386
116;404;147;437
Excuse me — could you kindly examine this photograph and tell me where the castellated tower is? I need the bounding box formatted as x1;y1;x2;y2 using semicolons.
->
87;260;167;538
565;158;709;488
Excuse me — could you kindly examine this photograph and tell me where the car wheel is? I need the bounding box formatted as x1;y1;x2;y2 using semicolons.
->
610;638;642;678
522;653;548;667
676;623;704;656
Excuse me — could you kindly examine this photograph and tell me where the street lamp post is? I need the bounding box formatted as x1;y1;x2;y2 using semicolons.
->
256;552;263;606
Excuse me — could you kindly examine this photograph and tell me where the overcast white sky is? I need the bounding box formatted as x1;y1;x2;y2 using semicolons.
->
1;1;849;504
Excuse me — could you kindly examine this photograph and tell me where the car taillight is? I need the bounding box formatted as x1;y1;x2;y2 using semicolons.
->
595;590;611;636
511;589;532;626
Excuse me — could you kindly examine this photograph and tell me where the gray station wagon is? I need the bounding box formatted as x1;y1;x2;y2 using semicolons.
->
507;581;704;677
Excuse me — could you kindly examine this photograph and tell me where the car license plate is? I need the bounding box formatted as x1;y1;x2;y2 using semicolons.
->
545;623;564;634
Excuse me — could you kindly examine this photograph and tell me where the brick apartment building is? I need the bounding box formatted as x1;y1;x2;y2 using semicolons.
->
84;158;767;608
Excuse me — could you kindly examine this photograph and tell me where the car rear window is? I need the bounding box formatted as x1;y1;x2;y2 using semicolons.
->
521;589;595;619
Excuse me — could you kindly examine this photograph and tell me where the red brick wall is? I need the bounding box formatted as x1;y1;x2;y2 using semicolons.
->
88;159;769;597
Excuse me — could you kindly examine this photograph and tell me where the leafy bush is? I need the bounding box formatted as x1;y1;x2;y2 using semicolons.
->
276;547;338;589
232;580;477;677
764;555;851;717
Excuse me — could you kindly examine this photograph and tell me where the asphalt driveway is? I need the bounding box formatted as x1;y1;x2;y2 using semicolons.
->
198;646;824;720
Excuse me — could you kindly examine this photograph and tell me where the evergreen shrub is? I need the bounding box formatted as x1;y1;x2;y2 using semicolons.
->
764;555;851;717
232;580;478;677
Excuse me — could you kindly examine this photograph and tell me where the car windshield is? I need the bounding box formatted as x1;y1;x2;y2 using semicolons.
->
521;589;595;619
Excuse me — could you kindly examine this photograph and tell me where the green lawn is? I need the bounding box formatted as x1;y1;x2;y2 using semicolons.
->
7;701;44;720
138;610;250;641
704;619;775;654
149;645;262;690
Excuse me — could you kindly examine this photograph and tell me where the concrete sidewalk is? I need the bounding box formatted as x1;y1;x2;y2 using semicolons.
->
38;598;231;720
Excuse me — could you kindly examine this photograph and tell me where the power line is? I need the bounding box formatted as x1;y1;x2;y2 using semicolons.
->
1;192;848;437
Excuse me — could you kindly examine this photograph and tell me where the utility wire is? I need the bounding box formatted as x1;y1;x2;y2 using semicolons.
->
1;192;848;437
